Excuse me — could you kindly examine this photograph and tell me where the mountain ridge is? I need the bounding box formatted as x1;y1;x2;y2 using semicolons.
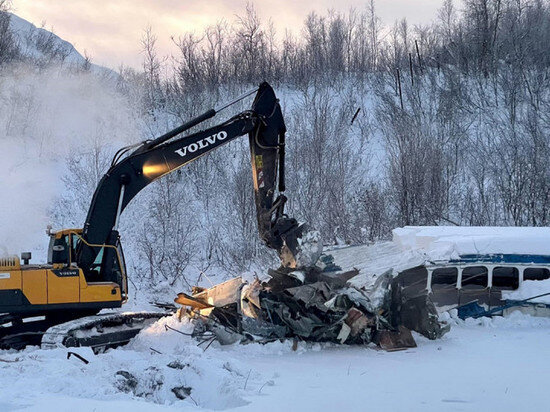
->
8;13;117;77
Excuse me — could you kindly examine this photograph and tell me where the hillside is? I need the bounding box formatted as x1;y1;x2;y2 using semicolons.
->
8;13;116;76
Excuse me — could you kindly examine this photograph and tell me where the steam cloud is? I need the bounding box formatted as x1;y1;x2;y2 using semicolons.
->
0;66;138;259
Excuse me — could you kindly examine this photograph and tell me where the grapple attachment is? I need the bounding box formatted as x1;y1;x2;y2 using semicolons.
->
248;82;322;268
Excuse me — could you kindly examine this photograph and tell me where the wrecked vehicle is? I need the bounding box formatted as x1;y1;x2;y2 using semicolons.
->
175;253;449;351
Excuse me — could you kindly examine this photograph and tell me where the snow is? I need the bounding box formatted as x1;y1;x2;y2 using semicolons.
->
8;13;116;77
1;311;549;411
322;226;550;291
503;279;550;304
0;66;137;260
326;242;426;288
236;314;550;411
394;226;550;260
0;315;270;410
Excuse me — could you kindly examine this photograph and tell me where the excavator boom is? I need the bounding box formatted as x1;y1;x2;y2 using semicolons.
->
77;82;302;277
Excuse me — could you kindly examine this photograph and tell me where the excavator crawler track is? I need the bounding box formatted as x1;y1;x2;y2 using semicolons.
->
41;312;169;353
0;313;60;350
0;312;169;351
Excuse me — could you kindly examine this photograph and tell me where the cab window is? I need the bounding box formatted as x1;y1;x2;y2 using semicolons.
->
49;235;70;265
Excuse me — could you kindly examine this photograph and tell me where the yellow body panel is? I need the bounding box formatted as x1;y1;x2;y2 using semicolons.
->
81;282;121;302
1;253;122;309
0;269;22;290
47;270;79;304
22;269;48;305
78;272;121;303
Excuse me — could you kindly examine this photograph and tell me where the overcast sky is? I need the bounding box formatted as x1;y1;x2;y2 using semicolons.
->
13;0;444;69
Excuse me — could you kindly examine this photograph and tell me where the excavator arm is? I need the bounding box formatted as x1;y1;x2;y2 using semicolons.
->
247;85;302;266
76;82;302;279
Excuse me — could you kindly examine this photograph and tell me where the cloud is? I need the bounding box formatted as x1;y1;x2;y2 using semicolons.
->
13;0;443;69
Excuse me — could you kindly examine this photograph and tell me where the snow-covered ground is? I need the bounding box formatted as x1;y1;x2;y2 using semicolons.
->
1;311;549;411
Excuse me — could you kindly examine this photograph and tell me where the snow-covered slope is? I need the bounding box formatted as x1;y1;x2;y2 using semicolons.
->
8;13;116;77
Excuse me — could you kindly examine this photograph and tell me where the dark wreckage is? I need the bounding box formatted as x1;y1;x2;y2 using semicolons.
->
175;253;449;351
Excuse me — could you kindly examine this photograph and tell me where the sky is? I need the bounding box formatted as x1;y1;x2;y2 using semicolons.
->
13;0;444;69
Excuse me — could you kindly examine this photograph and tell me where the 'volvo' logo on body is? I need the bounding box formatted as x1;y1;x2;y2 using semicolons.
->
174;131;228;157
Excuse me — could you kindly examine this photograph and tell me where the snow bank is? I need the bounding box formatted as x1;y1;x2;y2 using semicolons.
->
1;314;273;410
502;279;550;304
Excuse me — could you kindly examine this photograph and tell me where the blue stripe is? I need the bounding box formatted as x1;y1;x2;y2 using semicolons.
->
449;254;550;265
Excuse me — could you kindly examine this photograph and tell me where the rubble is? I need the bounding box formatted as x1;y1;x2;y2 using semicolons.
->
171;386;192;400
175;252;449;351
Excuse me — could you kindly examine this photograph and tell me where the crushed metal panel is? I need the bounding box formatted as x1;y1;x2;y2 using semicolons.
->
241;317;287;339
261;297;324;338
391;283;449;340
174;292;211;309
284;281;332;312
265;268;303;292
241;279;262;319
353;269;393;311
318;269;359;289
375;326;417;351
192;277;244;308
336;288;374;313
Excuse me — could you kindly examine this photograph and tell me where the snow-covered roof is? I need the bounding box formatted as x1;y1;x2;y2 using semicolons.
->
322;241;426;290
394;226;550;261
323;226;550;289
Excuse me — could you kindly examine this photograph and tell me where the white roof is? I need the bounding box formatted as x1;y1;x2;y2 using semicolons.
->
323;226;550;289
393;226;550;260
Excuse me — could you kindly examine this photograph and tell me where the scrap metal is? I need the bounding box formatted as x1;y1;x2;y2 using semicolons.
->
175;263;449;351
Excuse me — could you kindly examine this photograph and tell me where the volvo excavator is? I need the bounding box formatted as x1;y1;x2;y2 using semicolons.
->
0;82;304;350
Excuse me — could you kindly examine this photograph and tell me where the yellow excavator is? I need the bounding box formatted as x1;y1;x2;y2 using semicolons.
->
0;82;304;349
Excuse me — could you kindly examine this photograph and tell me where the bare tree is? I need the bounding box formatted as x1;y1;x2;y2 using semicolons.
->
0;0;18;65
141;26;164;115
136;174;197;287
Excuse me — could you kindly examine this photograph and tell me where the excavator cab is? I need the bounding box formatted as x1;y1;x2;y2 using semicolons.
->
47;229;128;298
47;229;80;267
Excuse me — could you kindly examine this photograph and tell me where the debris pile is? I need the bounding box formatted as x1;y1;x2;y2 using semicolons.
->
175;255;448;351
